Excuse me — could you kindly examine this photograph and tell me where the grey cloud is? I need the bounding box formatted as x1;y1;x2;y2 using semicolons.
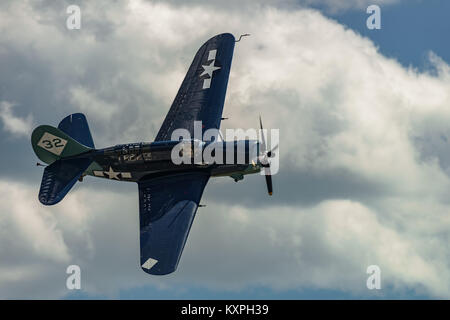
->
0;0;450;299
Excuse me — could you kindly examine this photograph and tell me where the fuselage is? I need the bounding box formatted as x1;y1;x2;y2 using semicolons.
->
83;139;261;182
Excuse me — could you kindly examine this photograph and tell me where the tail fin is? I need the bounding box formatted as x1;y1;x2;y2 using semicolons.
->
31;113;95;205
58;113;95;149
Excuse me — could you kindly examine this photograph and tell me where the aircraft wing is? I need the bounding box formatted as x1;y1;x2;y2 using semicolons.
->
155;33;235;141
138;172;210;275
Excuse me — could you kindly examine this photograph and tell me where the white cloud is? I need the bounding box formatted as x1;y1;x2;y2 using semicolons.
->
0;0;450;299
0;101;33;138
161;0;401;14
304;0;400;13
1;180;449;298
69;86;120;124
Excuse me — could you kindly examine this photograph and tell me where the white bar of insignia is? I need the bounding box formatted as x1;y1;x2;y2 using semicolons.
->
208;49;217;61
203;78;211;89
121;172;132;178
142;258;158;269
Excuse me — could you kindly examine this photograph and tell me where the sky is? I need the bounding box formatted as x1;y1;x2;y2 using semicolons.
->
0;0;450;299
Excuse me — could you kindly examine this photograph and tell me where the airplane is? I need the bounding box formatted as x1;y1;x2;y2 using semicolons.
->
31;33;277;275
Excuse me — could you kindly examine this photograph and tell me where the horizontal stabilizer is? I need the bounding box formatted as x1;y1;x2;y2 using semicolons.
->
39;158;92;205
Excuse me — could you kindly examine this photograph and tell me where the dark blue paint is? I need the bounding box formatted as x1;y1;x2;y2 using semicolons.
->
34;33;242;276
139;172;210;275
58;113;95;148
38;157;92;205
155;33;235;141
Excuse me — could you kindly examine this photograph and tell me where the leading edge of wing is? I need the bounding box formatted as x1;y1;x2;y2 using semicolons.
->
138;172;210;275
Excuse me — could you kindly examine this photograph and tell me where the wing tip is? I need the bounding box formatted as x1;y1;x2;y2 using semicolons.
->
141;263;177;276
140;256;177;275
203;33;235;46
38;196;63;206
141;267;175;276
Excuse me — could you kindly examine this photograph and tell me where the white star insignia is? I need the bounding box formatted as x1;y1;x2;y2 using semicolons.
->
200;60;221;78
104;166;120;180
200;49;221;89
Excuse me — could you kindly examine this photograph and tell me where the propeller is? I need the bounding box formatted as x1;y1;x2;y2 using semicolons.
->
258;116;277;196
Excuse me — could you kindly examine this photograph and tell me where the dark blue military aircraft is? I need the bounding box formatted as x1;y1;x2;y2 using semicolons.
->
31;33;276;275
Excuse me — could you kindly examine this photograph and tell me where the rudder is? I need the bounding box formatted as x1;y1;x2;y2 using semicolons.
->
58;113;95;149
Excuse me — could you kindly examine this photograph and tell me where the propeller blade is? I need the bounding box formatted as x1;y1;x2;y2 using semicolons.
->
259;116;266;153
265;170;273;196
267;143;278;158
259;116;274;196
269;143;278;153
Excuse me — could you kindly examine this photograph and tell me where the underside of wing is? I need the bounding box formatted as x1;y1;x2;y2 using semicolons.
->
155;33;235;141
138;172;210;275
